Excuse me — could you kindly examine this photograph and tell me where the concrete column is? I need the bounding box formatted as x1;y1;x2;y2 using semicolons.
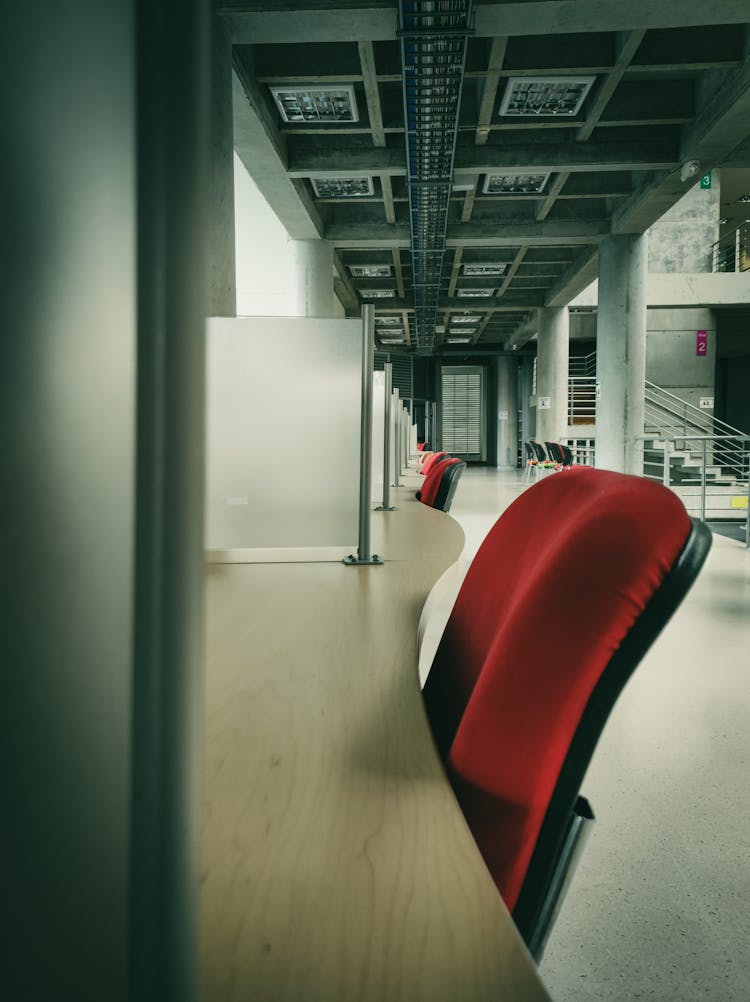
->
289;239;335;317
206;15;236;316
536;307;569;444
496;356;519;469
596;234;648;474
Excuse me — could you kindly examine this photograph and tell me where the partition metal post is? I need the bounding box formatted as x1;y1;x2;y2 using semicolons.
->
431;401;438;451
393;388;401;487
375;362;397;511
662;439;671;486
344;305;383;565
700;439;707;521
746;449;750;548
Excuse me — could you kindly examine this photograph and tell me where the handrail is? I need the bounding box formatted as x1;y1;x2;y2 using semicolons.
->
645;379;747;437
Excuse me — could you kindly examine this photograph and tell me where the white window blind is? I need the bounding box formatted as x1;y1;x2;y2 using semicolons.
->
441;367;484;457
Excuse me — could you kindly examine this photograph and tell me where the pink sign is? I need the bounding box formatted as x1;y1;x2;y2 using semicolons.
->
696;330;707;356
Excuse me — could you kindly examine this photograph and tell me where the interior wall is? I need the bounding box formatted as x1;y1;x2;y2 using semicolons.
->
646;308;717;409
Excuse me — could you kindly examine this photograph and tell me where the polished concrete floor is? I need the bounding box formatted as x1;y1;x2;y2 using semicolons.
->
438;467;750;1002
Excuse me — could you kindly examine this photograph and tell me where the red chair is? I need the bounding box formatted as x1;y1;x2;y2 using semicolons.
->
417;456;460;508
419;450;447;477
422;468;711;959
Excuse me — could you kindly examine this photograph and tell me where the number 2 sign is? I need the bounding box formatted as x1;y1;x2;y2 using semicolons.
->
696;330;708;356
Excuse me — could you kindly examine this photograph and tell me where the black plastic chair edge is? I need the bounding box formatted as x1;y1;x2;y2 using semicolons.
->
512;517;713;953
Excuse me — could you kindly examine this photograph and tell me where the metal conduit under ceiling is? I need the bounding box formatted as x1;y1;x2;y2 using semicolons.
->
399;0;473;355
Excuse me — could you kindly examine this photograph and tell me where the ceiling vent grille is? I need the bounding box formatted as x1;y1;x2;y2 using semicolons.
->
312;177;373;198
270;85;359;123
375;316;402;327
499;77;594;117
349;264;391;278
483;173;550;195
463;263;507;276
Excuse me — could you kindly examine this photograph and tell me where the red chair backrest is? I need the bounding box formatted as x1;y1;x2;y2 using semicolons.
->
423;468;705;914
420;457;460;508
420;450;446;476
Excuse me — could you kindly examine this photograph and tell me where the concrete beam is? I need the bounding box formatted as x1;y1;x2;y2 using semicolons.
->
288;141;678;177
475;37;508;146
545;247;600;308
577;30;645;142
333;250;361;315
221;7;397;44
497;247;528;296
535;172;569;222
473;1;750;37
232;62;323;239
614;55;750;234
358;42;385;147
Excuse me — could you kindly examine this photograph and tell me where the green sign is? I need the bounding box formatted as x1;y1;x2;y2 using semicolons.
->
700;172;712;189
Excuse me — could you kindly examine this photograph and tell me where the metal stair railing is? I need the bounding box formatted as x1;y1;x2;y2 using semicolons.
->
568;351;597;377
644;380;748;477
711;220;750;273
638;434;750;545
567;376;597;424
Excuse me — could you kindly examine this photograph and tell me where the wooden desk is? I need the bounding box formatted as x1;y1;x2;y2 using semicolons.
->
200;488;551;1001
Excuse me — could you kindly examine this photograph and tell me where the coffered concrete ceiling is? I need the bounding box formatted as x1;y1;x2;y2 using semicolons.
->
224;1;750;352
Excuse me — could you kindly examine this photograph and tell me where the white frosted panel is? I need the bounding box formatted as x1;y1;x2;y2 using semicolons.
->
371;371;385;501
206;316;361;548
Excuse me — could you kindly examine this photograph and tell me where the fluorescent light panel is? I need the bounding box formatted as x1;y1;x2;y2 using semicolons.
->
270;85;358;123
483;173;550;195
374;316;402;326
447;337;472;344
349;263;391;278
362;289;396;298
312;177;373;198
463;263;507;276
380;338;406;345
451;315;481;323
500;77;595;117
457;288;495;298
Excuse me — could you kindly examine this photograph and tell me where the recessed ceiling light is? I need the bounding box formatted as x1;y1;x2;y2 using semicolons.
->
463;263;507;276
380;338;405;345
451;314;481;323
719;216;729;224
457;288;495;298
375;316;401;326
447;337;472;344
736;195;750;204
349;263;391;278
270;85;358;123
499;77;595;117
483;173;550;195
362;289;396;298
312;177;373;198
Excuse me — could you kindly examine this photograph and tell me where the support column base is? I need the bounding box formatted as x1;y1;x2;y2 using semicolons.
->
343;553;384;566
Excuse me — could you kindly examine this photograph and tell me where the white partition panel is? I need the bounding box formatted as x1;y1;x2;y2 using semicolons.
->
371;371;385;501
206;316;361;553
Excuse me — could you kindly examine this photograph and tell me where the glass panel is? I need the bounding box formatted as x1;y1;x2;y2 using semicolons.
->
206;317;362;549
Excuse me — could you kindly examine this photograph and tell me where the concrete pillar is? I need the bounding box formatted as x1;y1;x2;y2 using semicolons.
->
596;234;648;474
206;15;236;316
289;239;335;317
496;356;519;469
536;307;569;444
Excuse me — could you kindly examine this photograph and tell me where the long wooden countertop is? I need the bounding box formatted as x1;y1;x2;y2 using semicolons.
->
200;486;551;1001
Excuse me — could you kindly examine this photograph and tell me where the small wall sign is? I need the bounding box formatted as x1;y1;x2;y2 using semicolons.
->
498;409;509;420
696;329;708;356
700;172;712;189
699;397;714;409
537;396;551;410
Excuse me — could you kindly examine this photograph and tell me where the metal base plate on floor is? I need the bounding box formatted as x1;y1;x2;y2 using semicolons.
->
343;553;384;566
374;505;397;511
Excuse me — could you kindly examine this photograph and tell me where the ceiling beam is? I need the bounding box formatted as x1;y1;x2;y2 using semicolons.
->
461;179;479;222
380;174;396;224
326;219;608;248
333;250;361;315
497;247;529;296
233;59;323;239
613;52;750;234
392;249;405;298
475;37;508;146
577;30;646;143
221;7;397;44
505;311;539;350
288;140;679;177
473;1;750;38
447;249;463;297
544;247;600;308
358;42;386;147
535;172;570;222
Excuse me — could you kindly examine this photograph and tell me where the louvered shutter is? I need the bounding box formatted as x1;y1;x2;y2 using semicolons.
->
441;367;484;459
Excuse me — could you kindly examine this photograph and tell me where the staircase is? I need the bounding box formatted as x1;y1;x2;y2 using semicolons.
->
643;381;749;520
